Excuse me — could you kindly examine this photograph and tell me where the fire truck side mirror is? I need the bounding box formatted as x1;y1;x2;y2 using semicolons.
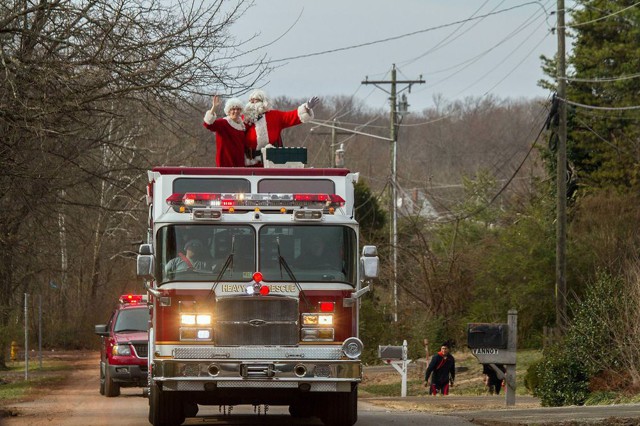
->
139;244;153;255
360;245;379;279
137;244;154;279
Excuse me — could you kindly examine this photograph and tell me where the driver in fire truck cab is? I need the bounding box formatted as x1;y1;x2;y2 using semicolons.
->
164;239;211;275
94;294;149;397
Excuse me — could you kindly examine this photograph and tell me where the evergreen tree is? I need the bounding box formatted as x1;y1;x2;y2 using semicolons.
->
542;1;640;192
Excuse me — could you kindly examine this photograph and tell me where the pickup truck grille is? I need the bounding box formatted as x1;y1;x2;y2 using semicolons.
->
132;342;148;358
215;296;298;345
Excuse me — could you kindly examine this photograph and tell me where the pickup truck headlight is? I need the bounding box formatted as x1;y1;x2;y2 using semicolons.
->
112;344;131;356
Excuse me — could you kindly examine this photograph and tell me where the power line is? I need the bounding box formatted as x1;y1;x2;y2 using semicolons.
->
559;98;640;111
561;72;640;83
399;0;495;67
567;1;640;28
437;101;550;224
235;2;552;67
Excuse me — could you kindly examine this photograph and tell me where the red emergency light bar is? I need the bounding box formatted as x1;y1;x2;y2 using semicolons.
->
119;294;145;305
166;192;345;211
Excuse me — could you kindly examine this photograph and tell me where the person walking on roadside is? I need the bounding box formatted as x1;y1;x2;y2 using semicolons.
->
483;363;506;395
424;342;456;396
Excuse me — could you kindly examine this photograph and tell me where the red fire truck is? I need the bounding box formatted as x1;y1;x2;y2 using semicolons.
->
137;166;378;426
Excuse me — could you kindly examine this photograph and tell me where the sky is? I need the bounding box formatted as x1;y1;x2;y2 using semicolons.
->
225;0;562;113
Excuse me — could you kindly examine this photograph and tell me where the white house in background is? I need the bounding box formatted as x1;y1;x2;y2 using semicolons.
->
397;187;439;219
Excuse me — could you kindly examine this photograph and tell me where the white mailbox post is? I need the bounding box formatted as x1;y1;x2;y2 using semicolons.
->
378;340;410;397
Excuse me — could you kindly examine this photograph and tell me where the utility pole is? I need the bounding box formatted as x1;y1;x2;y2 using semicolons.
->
309;119;351;167
556;0;567;332
362;64;425;322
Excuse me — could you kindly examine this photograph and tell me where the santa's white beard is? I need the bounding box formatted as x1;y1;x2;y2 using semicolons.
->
244;102;268;125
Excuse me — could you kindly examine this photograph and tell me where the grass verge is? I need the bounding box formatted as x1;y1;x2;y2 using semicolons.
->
0;355;75;404
361;349;543;397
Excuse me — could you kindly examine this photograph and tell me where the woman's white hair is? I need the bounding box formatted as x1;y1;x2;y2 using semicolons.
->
224;98;244;115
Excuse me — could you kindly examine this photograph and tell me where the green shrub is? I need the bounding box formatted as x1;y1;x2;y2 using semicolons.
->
524;358;543;393
532;348;589;407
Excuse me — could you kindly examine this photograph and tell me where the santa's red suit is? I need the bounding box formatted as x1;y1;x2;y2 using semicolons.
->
245;103;313;165
203;111;248;167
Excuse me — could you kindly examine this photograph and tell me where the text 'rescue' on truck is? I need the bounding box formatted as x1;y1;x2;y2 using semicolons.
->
137;166;378;426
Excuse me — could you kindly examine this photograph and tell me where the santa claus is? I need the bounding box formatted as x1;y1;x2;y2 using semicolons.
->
243;90;319;166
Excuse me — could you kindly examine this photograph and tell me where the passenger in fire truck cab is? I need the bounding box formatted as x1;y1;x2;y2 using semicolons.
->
165;239;210;274
243;90;319;166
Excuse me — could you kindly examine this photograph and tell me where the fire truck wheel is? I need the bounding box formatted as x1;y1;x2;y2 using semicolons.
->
104;365;120;397
320;385;357;426
149;383;185;426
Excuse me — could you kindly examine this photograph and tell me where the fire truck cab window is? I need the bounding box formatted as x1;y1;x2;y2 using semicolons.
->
173;178;250;193
259;225;356;285
158;225;255;283
257;179;334;194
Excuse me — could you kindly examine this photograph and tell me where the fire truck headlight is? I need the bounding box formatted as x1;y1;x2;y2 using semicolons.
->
318;314;333;325
196;314;211;325
342;337;363;359
181;314;196;325
112;344;131;357
197;329;211;339
303;313;333;326
301;328;334;341
180;328;213;341
302;314;318;325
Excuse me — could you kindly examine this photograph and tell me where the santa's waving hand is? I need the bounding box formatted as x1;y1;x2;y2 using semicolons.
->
243;90;319;166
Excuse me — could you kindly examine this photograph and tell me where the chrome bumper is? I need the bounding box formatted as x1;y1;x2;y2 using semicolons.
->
152;358;361;392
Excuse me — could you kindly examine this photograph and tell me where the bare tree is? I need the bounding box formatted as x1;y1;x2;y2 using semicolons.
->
0;0;265;367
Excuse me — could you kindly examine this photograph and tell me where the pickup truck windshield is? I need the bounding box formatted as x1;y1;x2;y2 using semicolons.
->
114;308;149;333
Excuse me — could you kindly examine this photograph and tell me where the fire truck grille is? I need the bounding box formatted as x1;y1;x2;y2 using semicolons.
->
215;297;298;346
132;342;148;358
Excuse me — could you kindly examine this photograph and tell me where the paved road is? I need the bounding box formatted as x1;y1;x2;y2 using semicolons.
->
3;385;479;426
4;352;640;426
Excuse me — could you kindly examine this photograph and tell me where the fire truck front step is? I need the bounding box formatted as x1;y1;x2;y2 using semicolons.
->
160;380;349;392
171;346;343;360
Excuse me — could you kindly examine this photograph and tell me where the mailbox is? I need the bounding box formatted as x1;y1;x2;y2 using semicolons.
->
467;323;508;349
378;345;404;360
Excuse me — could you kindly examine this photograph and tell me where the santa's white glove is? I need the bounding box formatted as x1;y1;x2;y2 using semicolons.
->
306;96;320;109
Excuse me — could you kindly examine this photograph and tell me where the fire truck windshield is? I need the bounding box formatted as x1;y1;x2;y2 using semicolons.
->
157;224;356;285
259;225;357;285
